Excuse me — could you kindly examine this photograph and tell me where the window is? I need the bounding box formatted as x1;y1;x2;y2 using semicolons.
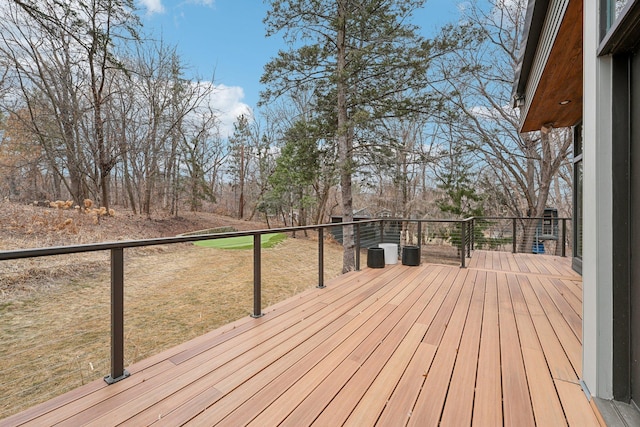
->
573;124;583;263
602;0;631;34
601;0;639;43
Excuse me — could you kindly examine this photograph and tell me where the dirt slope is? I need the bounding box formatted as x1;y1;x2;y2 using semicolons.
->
0;200;269;250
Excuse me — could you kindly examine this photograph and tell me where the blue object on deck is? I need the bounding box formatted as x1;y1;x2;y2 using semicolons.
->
533;242;545;254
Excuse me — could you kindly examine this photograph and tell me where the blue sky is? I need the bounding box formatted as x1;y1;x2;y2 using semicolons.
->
137;0;466;133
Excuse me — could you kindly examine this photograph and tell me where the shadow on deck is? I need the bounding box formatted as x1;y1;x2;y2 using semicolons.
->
1;251;601;426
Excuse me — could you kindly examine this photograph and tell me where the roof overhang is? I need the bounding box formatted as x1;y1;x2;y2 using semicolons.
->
513;0;583;133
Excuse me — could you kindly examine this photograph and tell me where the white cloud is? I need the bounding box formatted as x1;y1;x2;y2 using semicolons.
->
206;84;252;137
138;0;165;15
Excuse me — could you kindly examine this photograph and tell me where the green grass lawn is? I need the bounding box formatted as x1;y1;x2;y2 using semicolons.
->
194;233;287;249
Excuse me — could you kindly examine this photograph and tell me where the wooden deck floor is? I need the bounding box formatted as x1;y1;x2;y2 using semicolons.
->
1;251;601;426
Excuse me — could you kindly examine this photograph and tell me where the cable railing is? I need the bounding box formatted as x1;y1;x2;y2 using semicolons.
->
0;220;388;402
332;218;475;268
0;215;569;418
470;217;572;257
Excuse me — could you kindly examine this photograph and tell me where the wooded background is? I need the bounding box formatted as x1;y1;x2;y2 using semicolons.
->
0;0;572;239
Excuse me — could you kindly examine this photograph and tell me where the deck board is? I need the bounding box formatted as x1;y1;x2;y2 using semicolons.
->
498;273;536;427
529;276;582;375
407;269;475;427
343;324;426;426
518;276;579;382
1;250;599;427
510;275;568;426
472;271;503;426
310;268;443;426
439;271;485;426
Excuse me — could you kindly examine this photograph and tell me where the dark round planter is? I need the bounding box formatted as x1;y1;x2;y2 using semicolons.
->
402;246;420;266
367;247;385;268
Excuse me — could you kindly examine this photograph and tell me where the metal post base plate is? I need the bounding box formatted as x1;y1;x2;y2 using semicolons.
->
104;369;130;385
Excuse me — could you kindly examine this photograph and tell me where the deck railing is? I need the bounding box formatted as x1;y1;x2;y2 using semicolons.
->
0;215;570;417
470;216;572;257
0;221;340;387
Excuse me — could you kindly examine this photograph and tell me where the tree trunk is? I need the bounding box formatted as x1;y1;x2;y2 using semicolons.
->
264;209;271;228
120;125;137;213
124;163;136;214
143;133;159;217
314;181;331;225
336;0;354;273
173;152;180;217
88;33;110;212
520;130;554;253
238;144;245;219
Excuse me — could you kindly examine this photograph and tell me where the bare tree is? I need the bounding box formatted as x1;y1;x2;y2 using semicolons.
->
228;114;252;219
0;1;228;216
114;41;217;217
0;0;140;209
360;117;434;218
81;0;140;211
0;2;93;202
245;118;276;222
0;110;49;200
180;106;222;212
430;0;572;250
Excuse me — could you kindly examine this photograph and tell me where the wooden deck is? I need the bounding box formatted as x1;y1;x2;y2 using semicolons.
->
1;251;601;426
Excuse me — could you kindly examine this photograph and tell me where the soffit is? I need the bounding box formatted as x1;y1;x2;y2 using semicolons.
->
520;0;583;133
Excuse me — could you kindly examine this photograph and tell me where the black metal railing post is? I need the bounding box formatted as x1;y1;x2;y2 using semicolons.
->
355;223;361;271
467;220;472;258
252;234;263;318
460;220;466;268
512;218;517;254
562;218;567;257
379;220;385;243
417;221;422;252
471;218;475;251
318;228;325;288
105;248;129;384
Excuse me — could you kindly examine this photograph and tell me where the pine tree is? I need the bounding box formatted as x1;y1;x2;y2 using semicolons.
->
262;0;459;272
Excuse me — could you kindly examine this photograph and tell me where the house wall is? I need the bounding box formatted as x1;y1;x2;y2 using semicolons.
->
582;0;614;399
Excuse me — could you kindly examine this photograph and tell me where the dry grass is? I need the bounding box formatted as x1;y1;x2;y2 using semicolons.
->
0;237;345;419
0;201;346;419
